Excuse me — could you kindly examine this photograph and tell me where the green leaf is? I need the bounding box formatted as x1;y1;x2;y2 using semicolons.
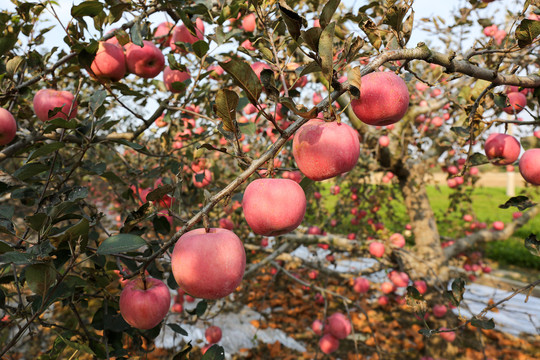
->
319;22;335;81
279;97;318;119
0;240;13;254
450;126;470;138
383;4;408;33
468;152;489;166
13;163;50;181
320;0;341;29
89;89;107;114
0;218;15;235
494;93;508;109
55;330;96;355
146;184;175;202
68;186;89;201
418;328;433;338
96;234;147;255
407;285;423;300
153;215;171;235
298;61;322;77
238;122;256;136
115;139;144;150
0;251;34;265
26;213;48;231
499;196;536;211
49;218;89;246
219;59;262;105
25;263;56;298
279;1;306;41
524;234;540;257
301;27;323;52
130;22;143;47
446;277;466;307
215;89;239;133
201;344;225;360
193;40;209;58
172;342;193;360
71;1;104;17
471;317;495;330
515;19;540;48
27;142;65;163
0;31;19;57
187;299;207;317
167;323;189;336
43;118;79;132
6;56;25;78
361;19;382;50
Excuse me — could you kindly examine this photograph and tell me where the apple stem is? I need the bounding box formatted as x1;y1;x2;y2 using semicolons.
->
141;274;147;290
203;213;210;233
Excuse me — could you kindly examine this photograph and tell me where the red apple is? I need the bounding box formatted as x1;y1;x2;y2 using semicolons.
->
193;169;212;188
492;221;504;231
205;326;222;344
381;281;395;294
369;242;385;257
319;334;339;354
171;228;246;299
433;304;447;318
33;89;78;122
389;233;405;248
242;13;256;32
503;92;526;114
219;218;234;230
242;178;306;236
378;295;389;306
414;280;427;295
484;133;520;165
163;66;191;93
119;277;171;330
292;119;360;181
0;108;17;145
351;72;409;126
154;22;174;44
326;313;351;339
90;42;126;81
312;319;324;335
251;62;271;80
125;41;165;78
519;148;540;185
439;327;456;342
170;18;205;51
379;135;390;147
389;271;409;288
353;277;370;293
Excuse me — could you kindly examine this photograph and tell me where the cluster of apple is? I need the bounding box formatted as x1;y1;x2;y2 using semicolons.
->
311;312;352;354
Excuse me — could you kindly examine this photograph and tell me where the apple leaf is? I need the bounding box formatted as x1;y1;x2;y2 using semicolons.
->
278;1;306;41
446;277;465;307
347;66;362;98
71;1;103;18
319;22;335;81
153;215;171;235
25;263;56;299
297;61;322;78
96;234;147;255
383;4;408;33
219;59;262;106
49;218;89;247
499;196;536;211
192;40;209;58
130;22;144;47
0;251;34;265
187;299;207;317
419;328;433;338
89;89;107;115
515;19;540;48
167;323;188;336
279;97;317;119
361;18;383;50
146;184;175;202
27;142;65;163
172;341;193;360
468;152;490;166
13;163;50;181
201;344;225;360
301;27;322;52
215;89;239;133
320;0;341;29
525;234;540;257
471;317;495;330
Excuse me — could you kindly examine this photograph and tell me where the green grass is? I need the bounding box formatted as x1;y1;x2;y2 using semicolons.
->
314;182;540;270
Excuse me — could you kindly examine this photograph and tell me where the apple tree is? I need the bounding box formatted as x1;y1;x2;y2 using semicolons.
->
0;0;540;358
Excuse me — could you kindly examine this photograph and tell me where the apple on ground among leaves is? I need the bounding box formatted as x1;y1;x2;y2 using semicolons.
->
312;319;324;335
414;280;428;294
353;277;370;293
439;327;456;342
369;241;385;257
33;89;78;122
0;108;17;146
381;281;395;294
519;148;540;185
171;228;246;299
125;41;165;78
163;66;191;93
433;304;447;318
293;119;360;181
326;312;352;339
484;133;520;165
90;42;126;82
389;233;405;248
205;326;222;344
319;334;339;354
119;277;171;330
242;178;306;236
351;72;410;126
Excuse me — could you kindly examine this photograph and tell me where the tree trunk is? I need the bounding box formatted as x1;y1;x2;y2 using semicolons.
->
395;161;448;281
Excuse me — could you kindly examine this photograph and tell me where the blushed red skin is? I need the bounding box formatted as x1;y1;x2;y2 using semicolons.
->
433;304;447;318
170;18;205;51
503;92;527;114
369;242;385;257
171;228;246;299
125;40;165;78
0;108;17;145
519;149;540;185
90;42;126;81
325;313;352;339
154;22;174;45
33;89;78;122
251;62;271;80
484;133;520;165
242;13;256;32
293;119;360;181
389;233;405;248
353;277;370;293
242;178;306;236
163;66;191;93
319;334;339;354
205;326;222;344
193;169;212;188
312;319;323;335
119;277;171;330
351;72;409;126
